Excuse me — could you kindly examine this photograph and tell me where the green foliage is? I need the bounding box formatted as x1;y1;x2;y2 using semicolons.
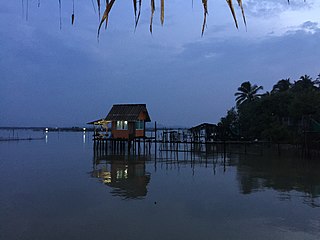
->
271;78;291;93
217;107;239;140
219;73;320;143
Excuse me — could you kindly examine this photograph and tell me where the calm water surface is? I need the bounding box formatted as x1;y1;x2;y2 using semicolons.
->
0;130;319;240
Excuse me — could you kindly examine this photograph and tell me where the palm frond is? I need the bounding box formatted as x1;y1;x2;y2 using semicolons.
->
133;0;137;23
161;0;164;26
226;0;238;29
236;0;246;30
71;0;75;25
201;0;208;36
150;0;155;33
97;0;115;38
135;0;142;29
97;0;101;20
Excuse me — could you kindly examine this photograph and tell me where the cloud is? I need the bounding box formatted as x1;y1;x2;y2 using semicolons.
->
301;21;318;29
173;25;320;98
285;20;320;34
244;0;311;18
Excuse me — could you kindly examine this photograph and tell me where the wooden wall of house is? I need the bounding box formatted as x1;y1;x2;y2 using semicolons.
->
112;130;129;139
111;121;128;139
111;121;145;139
135;129;144;138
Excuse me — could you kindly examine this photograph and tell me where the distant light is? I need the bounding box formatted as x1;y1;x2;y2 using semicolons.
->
83;128;86;131
45;128;48;131
103;179;111;184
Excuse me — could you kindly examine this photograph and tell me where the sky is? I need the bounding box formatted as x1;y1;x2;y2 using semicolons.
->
0;0;320;127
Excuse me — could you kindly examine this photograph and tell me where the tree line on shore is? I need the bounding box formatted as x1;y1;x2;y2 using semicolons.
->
217;74;320;144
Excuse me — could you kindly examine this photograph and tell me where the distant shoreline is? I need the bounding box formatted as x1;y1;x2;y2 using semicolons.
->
0;127;94;132
0;137;45;142
0;126;189;132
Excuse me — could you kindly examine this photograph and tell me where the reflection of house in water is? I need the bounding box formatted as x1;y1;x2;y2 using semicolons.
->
90;155;151;199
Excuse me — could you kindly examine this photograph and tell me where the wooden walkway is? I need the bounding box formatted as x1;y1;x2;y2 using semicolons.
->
93;134;268;157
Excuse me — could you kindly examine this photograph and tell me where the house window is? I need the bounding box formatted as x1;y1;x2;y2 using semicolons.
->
116;121;128;130
135;120;144;130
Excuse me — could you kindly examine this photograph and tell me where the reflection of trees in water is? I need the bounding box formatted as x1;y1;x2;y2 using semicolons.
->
90;155;151;200
235;155;320;207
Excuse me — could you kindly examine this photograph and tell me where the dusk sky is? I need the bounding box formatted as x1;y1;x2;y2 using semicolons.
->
1;0;320;127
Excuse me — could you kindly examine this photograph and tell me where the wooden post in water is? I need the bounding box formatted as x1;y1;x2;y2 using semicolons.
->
277;142;281;156
106;139;108;155
133;138;135;155
128;139;131;155
155;121;157;159
244;142;247;154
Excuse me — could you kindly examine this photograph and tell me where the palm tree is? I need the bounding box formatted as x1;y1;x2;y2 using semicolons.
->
235;81;263;107
293;75;319;91
271;78;292;93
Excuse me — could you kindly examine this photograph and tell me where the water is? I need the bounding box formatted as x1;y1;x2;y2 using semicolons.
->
0;130;319;240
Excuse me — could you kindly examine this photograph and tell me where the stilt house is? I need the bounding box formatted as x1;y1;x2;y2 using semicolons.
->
106;104;151;139
189;123;217;142
88;104;151;140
